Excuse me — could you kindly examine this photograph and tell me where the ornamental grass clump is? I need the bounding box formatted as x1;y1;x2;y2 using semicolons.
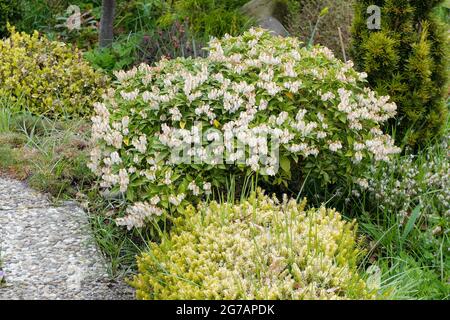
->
0;27;108;118
89;28;400;230
131;190;376;300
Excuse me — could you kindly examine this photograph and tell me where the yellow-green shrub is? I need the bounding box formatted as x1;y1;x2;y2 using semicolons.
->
131;190;377;300
0;27;108;118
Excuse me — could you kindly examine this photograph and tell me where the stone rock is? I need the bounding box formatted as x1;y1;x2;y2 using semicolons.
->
241;0;277;19
240;0;289;37
258;16;289;37
0;176;134;300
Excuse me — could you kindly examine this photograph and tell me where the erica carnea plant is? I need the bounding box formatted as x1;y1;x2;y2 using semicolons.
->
131;190;378;300
351;0;449;147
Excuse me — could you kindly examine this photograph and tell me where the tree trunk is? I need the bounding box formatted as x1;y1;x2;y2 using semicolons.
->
99;0;116;48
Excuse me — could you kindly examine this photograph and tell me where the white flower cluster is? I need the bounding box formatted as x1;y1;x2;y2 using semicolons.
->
89;28;401;229
116;202;163;230
358;134;450;223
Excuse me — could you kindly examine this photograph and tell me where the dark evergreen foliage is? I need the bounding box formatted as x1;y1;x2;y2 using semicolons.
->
351;0;449;146
0;0;22;38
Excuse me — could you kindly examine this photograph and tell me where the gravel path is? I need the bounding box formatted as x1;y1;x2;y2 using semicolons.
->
0;176;134;300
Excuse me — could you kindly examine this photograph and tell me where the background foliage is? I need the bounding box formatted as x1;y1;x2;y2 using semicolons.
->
283;0;354;61
351;0;449;147
0;0;22;38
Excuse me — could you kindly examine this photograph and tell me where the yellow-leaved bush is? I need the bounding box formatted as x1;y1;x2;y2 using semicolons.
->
0;27;108;118
131;190;377;300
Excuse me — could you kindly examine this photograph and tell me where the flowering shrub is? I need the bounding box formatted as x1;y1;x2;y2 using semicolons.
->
89;28;400;229
0;27;108;118
131;190;376;299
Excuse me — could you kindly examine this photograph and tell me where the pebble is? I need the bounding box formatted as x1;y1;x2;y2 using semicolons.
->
0;176;134;300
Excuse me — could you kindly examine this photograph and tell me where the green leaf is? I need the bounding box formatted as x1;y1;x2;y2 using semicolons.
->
130;178;146;187
280;156;291;174
319;7;330;17
322;171;330;183
126;188;135;202
401;205;421;244
160;199;169;209
347;135;354;145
